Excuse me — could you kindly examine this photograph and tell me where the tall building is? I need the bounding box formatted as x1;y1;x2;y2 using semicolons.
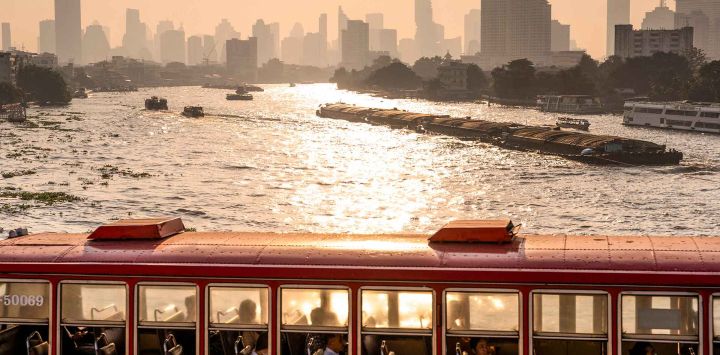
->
607;0;631;56
440;37;462;57
675;0;720;59
366;13;384;51
379;29;398;58
153;20;174;61
551;20;571;52
464;9;482;55
415;0;443;57
82;22;110;64
203;35;216;64
226;37;258;81
253;20;279;65
338;7;349;59
122;9;149;59
319;14;328;66
642;1;676;29
399;38;418;63
480;0;552;68
187;36;203;66
38;20;56;54
341;20;370;70
54;0;83;64
615;25;694;58
215;19;241;64
2;23;11;51
160;28;186;64
302;32;323;67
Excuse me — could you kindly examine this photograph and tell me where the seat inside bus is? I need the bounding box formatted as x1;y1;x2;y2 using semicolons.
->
362;335;431;355
533;339;606;355
0;325;49;355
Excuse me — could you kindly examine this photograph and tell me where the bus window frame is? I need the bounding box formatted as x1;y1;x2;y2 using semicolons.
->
358;286;435;355
58;280;128;355
0;278;52;355
205;283;271;355
277;284;352;355
529;289;611;353
442;288;522;355
712;293;720;355
618;291;702;349
134;282;199;355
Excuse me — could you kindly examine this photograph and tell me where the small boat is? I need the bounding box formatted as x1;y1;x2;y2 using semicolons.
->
72;88;88;99
243;85;264;92
145;96;168;110
182;106;204;118
556;117;591;131
227;93;253;101
289;83;296;88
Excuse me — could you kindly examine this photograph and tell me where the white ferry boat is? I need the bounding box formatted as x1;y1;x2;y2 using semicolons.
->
623;101;720;134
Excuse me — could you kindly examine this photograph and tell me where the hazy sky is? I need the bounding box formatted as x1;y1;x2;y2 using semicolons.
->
1;0;668;59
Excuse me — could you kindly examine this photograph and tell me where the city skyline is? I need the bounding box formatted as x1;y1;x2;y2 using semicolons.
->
1;0;671;59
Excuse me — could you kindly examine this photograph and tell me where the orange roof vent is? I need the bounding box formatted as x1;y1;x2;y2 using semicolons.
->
88;217;185;240
429;219;519;243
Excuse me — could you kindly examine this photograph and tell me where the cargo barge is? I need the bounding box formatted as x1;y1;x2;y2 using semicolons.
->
317;103;683;166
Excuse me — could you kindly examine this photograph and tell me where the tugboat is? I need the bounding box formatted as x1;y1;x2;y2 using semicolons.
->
72;88;88;99
556;117;591;131
145;96;168;110
226;93;253;101
182;106;204;118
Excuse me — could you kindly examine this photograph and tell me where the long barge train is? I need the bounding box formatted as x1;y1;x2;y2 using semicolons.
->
316;103;683;166
0;217;718;355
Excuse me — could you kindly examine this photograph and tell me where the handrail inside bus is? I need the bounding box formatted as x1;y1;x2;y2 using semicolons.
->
90;304;118;320
154;304;179;322
217;306;239;324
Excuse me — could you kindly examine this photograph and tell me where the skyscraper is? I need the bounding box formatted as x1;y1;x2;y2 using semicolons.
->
253;20;279;65
675;0;720;59
38;20;56;54
203;35;217;64
341;20;370;70
338;6;349;59
215;19;241;64
642;1;676;29
481;0;552;68
55;0;82;64
82;23;110;64
2;23;11;51
464;9;482;55
122;9;149;59
366;13;384;51
319;14;328;66
226;37;258;81
551;20;571;51
415;0;443;57
607;0;630;56
187;36;203;66
379;29;398;58
160;28;186;64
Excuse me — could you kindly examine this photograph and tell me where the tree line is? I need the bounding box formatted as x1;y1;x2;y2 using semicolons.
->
0;65;71;106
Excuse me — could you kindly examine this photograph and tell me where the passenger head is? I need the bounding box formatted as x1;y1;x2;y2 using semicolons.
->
630;342;655;355
239;299;257;323
326;334;345;353
471;338;491;355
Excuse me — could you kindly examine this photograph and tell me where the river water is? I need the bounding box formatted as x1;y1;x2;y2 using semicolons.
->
1;84;718;236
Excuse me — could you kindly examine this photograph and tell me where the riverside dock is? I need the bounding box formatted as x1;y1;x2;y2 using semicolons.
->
316;103;683;166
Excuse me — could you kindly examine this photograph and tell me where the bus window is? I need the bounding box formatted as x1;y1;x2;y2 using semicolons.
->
621;294;699;355
280;288;349;355
208;286;269;355
60;282;127;355
0;281;50;355
446;291;519;355
532;292;608;355
714;297;720;355
361;289;433;355
137;284;197;355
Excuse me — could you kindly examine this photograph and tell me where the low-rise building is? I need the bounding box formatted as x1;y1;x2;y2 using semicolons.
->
615;25;694;58
550;50;586;68
30;52;58;68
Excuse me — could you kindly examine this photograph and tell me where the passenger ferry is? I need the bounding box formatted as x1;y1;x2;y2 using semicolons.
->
537;95;604;115
623;101;720;134
1;217;718;355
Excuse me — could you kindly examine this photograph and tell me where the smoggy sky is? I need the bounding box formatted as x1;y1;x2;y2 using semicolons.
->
1;0;669;60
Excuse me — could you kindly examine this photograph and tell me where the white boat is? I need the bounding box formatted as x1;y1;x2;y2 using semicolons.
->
537;95;604;114
623;101;720;134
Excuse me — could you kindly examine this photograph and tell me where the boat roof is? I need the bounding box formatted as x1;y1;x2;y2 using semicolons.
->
1;231;719;274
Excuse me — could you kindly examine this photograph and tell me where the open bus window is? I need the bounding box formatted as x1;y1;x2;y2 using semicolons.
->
361;289;433;355
532;292;608;355
621;294;699;355
0;281;50;355
137;284;197;355
446;291;519;355
280;288;349;355
208;286;269;355
60;283;127;355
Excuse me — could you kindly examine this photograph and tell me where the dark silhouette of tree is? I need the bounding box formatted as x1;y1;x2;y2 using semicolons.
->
0;82;23;105
492;59;537;99
16;65;71;104
689;60;720;102
467;64;488;93
365;62;421;90
412;56;443;80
